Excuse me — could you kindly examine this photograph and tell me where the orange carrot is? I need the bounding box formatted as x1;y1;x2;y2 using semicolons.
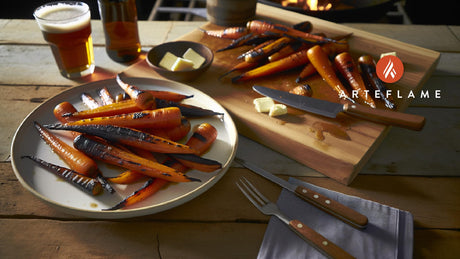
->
268;42;310;62
66;99;145;119
81;93;100;109
116;75;155;110
107;147;156;184
66;107;182;129
145;90;193;102
45;124;197;154
146;117;191;141
106;123;218;210
295;63;317;83
34;121;99;177
307;45;351;100
73;135;199;183
243;37;292;63
22;155;102;195
200;26;249;39
334;52;376;108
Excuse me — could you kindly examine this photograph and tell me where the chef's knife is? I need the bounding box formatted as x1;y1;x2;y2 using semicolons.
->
235;157;368;229
253;85;425;131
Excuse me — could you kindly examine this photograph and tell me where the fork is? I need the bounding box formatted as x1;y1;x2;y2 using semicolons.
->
236;177;355;259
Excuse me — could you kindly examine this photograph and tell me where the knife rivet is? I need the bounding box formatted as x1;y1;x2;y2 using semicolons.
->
322;241;328;246
325;200;331;204
313;194;319;199
297;223;303;228
302;189;307;193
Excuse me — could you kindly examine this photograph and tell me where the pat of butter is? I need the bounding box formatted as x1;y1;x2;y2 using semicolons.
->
159;52;179;70
183;48;206;69
269;104;287;117
171;57;194;71
380;52;397;59
253;97;275;113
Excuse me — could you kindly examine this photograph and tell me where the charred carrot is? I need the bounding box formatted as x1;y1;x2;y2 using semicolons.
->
66;107;182;129
268;41;309;62
22;155;103;195
289;84;313;97
146;117;191;141
293;21;313;33
107;147;156;184
216;33;254;52
54;102;79;124
306;45;351;101
45;124;197;154
81;93;100;109
358;55;396;109
334;52;376;108
66;99;145;119
98;87;115;105
232;49;310;82
237;39;275;60
105;123;218;210
200;26;248;39
243;37;292;63
145;90;193;102
116;75;155;110
247;20;335;43
34;121;99;177
295;63;317;83
155;99;223;118
73;134;199;182
169;153;221;172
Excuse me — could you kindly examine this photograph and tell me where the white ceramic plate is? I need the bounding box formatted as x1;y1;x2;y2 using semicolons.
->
10;77;238;218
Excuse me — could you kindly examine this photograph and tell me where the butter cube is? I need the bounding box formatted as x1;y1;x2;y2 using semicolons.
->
171;57;194;71
253;97;275;113
159;52;179;70
269;104;287;117
183;48;206;69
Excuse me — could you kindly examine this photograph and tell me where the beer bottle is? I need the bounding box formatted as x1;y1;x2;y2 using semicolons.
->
98;0;141;62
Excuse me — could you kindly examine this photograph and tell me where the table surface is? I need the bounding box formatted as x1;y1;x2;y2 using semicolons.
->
1;5;460;258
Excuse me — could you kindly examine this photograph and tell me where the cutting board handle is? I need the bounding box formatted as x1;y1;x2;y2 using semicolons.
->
344;104;425;131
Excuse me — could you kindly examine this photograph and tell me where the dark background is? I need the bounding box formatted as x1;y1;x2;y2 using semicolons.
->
0;0;458;25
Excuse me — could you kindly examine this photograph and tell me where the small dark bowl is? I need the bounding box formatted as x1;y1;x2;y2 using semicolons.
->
146;41;214;82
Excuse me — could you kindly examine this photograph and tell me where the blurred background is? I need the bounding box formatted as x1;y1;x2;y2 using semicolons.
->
0;0;457;25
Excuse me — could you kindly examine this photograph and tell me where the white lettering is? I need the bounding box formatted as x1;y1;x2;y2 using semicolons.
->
408;90;415;98
420;90;429;98
397;90;403;98
386;90;392;98
374;90;381;99
364;90;370;99
352;90;358;99
338;90;348;99
435;90;441;98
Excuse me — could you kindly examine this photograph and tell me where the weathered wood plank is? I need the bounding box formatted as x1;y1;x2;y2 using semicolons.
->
2;164;460;229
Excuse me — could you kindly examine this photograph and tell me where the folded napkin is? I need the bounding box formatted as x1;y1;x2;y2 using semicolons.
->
257;178;413;259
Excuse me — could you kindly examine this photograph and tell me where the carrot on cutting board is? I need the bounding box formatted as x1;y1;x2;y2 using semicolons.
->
34;121;99;177
73;134;199;183
65;107;182;129
105;123;219;210
334;52;376;108
306;45;352;101
22;155;103;195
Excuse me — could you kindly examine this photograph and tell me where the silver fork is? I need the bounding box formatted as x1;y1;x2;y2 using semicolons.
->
236;177;355;259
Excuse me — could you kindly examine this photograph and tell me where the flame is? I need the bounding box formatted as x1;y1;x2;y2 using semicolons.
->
280;0;333;11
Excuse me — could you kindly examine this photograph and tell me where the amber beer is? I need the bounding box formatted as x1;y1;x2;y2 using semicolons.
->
34;2;95;78
98;0;141;62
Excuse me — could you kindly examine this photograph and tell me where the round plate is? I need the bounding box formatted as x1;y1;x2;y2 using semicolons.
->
10;77;238;219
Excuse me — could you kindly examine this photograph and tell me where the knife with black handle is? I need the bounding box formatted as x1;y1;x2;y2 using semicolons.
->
235;157;368;229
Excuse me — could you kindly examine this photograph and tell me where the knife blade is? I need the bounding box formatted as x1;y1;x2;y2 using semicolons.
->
235;157;368;229
253;85;425;131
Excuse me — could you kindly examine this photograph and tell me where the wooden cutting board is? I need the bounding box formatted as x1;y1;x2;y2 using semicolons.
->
123;4;440;185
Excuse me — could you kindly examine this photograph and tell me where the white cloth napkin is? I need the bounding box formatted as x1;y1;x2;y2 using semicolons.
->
257;178;413;259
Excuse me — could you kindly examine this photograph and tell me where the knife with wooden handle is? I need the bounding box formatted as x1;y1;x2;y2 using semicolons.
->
235;157;368;229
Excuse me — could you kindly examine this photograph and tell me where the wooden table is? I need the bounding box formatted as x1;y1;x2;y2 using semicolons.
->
1;7;459;258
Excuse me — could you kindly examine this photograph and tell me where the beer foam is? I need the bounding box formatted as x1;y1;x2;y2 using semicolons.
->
35;3;90;33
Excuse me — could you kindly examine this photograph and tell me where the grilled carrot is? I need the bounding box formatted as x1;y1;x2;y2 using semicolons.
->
54;102;79;123
243;37;292;63
155;99;223;117
106;123;218;210
169;153;222;172
306;45;351;100
45;124;197;154
358;55;396;109
22;155;103;195
216;33;254;52
81;93;100;109
293;21;313;33
34;121;99;177
334;52;376;108
237;39;275;60
295;63;317;83
66;107;182;129
98;87;115;105
268;41;309;62
232;49;310;82
200;26;248;39
146;117;191;141
107;147;156;184
247;20;335;43
66;99;146;119
73;134;199;182
116;75;155;110
145;90;193;102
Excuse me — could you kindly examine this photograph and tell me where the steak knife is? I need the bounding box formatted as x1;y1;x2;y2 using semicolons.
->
253;85;425;131
235;157;368;229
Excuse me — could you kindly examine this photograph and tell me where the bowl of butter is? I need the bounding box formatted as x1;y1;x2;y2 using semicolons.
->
146;41;214;82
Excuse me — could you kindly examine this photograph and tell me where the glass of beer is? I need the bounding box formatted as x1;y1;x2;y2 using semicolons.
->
34;1;95;78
